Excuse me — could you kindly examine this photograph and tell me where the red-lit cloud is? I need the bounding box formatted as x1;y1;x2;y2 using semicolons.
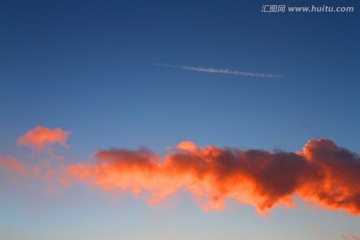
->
17;126;70;150
5;126;360;215
341;234;360;240
0;156;34;176
64;139;360;215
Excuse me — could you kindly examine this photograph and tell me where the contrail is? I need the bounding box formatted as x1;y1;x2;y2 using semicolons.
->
152;63;285;79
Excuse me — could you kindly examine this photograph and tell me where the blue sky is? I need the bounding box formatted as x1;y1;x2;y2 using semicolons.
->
1;0;360;239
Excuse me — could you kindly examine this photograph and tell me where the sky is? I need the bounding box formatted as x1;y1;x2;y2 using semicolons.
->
0;0;360;239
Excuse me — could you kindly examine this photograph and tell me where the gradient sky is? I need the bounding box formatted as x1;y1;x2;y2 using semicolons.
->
1;0;360;240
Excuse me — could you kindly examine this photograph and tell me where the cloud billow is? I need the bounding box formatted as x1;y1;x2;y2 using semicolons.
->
65;139;360;215
3;126;360;215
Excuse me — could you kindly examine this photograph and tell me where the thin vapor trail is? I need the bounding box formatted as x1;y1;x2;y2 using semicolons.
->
153;63;284;79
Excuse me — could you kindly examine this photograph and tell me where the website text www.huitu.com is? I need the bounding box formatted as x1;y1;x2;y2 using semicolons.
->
261;5;355;13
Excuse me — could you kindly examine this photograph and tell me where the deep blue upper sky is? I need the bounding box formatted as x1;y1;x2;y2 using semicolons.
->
1;0;359;156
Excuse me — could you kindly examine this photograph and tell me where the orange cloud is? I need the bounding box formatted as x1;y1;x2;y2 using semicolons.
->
0;156;34;176
8;127;360;215
17;126;70;150
299;139;360;215
64;138;360;215
341;234;360;240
